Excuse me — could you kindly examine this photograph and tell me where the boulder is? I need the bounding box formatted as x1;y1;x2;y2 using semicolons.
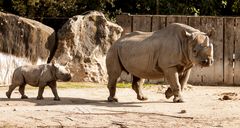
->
53;11;123;83
0;12;55;85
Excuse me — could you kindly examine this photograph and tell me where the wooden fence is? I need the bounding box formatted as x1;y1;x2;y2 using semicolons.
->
116;14;240;85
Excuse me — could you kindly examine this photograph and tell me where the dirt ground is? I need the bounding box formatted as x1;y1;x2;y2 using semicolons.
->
0;84;240;128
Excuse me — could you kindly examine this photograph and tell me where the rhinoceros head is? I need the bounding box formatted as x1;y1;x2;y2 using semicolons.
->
53;63;72;81
184;30;214;67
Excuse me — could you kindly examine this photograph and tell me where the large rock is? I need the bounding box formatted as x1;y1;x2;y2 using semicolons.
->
0;12;55;85
53;11;123;83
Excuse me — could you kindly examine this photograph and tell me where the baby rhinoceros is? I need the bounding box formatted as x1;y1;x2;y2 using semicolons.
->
6;62;72;101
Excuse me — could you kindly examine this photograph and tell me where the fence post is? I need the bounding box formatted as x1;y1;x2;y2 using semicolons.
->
116;14;132;35
152;15;166;31
234;18;240;85
132;15;152;32
188;16;203;84
200;17;224;85
166;15;188;25
224;18;235;85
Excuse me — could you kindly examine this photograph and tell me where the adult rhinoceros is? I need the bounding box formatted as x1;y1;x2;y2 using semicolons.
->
106;23;214;103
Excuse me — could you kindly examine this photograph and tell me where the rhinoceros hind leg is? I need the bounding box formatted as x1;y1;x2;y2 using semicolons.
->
132;76;148;101
106;47;125;102
107;78;119;102
107;69;122;102
6;84;20;99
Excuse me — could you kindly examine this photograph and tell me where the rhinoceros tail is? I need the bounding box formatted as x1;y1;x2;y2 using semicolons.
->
117;46;129;74
106;45;129;75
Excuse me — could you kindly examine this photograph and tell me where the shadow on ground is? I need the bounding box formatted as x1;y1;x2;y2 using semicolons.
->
0;97;172;108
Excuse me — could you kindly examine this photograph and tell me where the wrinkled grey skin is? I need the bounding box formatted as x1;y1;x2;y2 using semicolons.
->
106;23;214;103
6;63;71;101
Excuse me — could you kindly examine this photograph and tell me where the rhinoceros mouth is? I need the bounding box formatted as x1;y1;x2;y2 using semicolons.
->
200;59;214;67
60;74;72;81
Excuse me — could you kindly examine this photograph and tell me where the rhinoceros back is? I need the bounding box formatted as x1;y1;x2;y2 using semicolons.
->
116;31;165;79
12;64;54;87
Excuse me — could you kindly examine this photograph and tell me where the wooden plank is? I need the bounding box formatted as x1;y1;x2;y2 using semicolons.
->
152;15;166;31
224;18;234;85
132;15;152;32
188;16;203;85
234;18;240;85
116;14;132;35
166;15;188;25
200;17;224;85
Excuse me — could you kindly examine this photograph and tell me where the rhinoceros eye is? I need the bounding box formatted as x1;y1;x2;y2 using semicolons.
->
193;49;198;54
193;49;198;56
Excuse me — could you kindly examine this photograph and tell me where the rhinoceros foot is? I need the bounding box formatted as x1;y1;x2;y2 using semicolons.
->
108;97;118;102
54;97;61;101
6;92;11;99
21;95;28;99
137;95;148;101
173;96;184;103
37;96;44;100
165;87;174;99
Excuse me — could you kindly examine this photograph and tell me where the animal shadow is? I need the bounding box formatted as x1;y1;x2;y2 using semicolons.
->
0;97;169;108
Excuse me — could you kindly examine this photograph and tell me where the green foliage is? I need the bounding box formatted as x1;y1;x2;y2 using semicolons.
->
0;1;3;12
25;82;105;89
232;0;240;14
10;0;78;18
116;82;157;88
56;82;106;88
116;83;132;88
24;82;158;90
1;0;240;19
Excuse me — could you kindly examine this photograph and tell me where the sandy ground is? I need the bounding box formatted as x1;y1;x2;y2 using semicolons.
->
0;84;240;128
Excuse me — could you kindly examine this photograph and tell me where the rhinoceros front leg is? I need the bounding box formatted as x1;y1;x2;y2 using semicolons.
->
48;81;60;101
132;75;148;101
165;87;174;99
179;68;191;91
165;68;191;99
19;84;28;99
37;84;45;100
165;67;183;103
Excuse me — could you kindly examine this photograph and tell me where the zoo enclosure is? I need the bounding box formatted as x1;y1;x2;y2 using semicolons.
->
116;14;240;85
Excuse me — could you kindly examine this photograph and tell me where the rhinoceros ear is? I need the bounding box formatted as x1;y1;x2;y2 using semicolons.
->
182;30;192;39
65;62;70;68
207;28;215;38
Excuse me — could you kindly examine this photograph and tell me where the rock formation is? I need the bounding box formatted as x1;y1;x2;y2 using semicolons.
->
0;12;55;85
53;11;123;83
